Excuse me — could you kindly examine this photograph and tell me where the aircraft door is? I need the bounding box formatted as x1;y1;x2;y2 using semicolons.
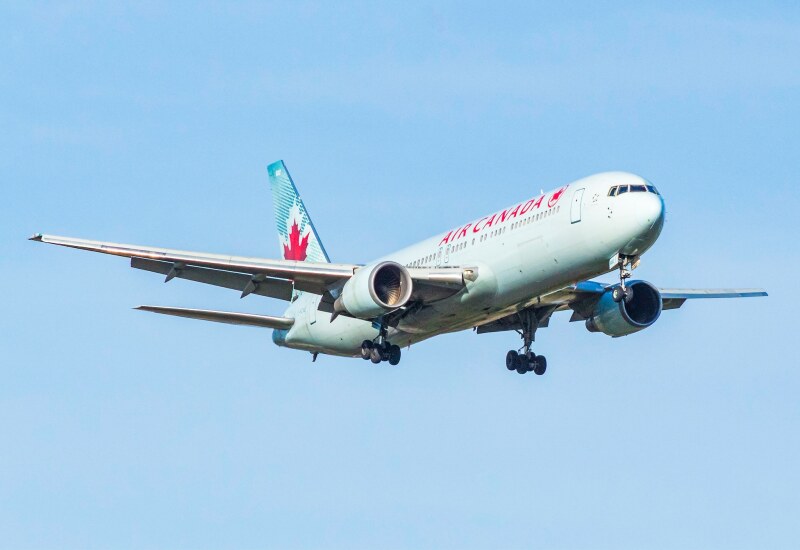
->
570;188;585;224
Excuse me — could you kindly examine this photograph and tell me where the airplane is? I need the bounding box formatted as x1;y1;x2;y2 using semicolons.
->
30;160;767;375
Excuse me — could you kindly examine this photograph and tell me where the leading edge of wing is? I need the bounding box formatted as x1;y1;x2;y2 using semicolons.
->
30;233;356;283
658;288;768;299
135;305;294;329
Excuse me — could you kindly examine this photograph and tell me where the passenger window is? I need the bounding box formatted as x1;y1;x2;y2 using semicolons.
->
617;185;629;194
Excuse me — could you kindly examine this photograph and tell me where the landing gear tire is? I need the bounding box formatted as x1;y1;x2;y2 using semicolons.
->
523;354;535;373
506;350;520;371
533;355;547;375
366;320;403;366
388;345;401;366
361;340;373;360
505;310;551;375
366;339;402;365
612;286;634;303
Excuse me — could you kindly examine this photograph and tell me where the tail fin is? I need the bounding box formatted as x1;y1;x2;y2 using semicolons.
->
267;160;330;263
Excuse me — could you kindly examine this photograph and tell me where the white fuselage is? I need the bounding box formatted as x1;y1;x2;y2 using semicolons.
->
274;171;666;356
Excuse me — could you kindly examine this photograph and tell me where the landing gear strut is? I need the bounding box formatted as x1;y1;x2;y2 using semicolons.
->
360;324;401;365
505;309;547;375
612;255;636;303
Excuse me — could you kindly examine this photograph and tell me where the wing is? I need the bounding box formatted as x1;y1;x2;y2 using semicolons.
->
31;233;469;307
135;306;294;329
477;281;767;333
31;233;356;296
658;288;769;310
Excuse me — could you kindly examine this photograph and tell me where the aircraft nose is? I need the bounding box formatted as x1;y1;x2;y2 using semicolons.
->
641;192;665;232
619;188;665;256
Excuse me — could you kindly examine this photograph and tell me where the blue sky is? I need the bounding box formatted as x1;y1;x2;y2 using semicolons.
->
2;2;799;549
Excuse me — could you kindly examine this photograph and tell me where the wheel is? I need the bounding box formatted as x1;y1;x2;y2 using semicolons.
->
506;350;520;371
612;286;624;302
361;340;373;360
533;355;547;375
388;345;401;366
523;354;536;372
623;286;634;303
370;346;383;364
516;365;527;374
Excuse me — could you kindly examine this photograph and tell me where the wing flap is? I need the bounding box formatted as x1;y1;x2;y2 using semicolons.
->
131;258;294;300
135;305;294;329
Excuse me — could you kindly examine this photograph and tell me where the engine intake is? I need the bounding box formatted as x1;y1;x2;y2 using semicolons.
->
334;261;413;319
585;280;662;337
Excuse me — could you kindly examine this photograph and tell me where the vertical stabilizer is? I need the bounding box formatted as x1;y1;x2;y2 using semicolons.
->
268;160;330;263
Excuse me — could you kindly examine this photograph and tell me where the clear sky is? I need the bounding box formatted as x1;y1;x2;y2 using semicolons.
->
2;2;799;549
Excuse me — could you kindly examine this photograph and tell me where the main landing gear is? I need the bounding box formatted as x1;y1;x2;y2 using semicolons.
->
506;350;547;375
506;309;547;375
360;324;401;365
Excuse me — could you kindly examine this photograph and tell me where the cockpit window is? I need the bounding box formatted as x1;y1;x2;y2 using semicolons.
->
610;182;660;197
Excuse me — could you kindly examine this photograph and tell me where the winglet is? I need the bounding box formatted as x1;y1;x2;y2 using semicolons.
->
29;233;43;241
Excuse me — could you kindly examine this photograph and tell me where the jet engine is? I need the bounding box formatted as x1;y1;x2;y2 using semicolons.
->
585;280;662;337
334;261;413;319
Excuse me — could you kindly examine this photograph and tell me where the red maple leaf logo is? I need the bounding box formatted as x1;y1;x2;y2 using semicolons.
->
548;186;567;208
283;220;310;261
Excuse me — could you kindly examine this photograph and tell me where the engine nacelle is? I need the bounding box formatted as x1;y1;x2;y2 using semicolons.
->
585;280;662;337
334;261;413;319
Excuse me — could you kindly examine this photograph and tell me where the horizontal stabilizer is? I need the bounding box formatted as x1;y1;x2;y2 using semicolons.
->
135;306;294;329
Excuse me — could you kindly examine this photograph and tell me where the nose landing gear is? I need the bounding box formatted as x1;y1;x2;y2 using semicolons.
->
612;254;639;303
505;309;548;375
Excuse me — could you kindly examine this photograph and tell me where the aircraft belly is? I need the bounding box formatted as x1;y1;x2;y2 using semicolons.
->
303;312;378;356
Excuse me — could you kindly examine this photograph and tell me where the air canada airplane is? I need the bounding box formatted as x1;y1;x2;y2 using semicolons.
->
32;161;766;375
